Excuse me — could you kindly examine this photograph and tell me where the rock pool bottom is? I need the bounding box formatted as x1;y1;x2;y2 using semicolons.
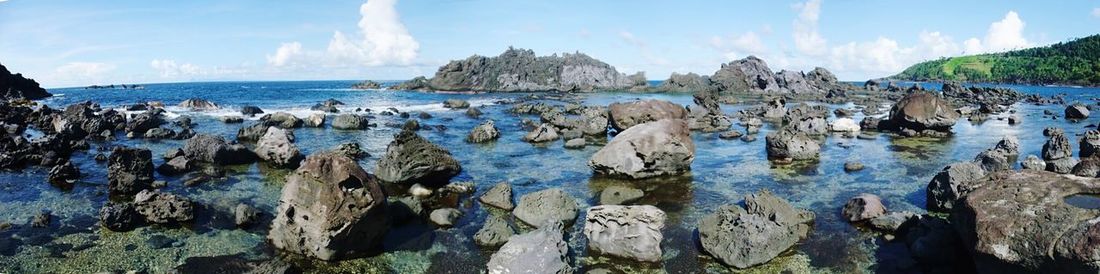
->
1;84;1095;273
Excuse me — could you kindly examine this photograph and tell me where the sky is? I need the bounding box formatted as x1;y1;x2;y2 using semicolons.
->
1;0;1099;88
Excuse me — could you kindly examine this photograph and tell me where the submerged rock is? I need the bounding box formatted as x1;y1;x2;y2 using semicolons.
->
589;119;694;179
697;190;814;269
583;205;666;262
269;152;388;261
486;222;572;274
107;147;155;195
375;129;462;186
599;185;644;205
607;99;687;131
953;170;1100;273
513;188;578;228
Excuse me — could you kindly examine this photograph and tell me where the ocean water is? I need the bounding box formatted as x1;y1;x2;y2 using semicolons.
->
0;80;1098;273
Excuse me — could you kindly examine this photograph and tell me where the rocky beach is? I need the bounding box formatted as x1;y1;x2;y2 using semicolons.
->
1;43;1099;274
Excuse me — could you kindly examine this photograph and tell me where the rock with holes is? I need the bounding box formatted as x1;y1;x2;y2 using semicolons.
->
697;190;814;269
269;152;388;261
588;119;694;179
108;147;155;195
583;205;666;262
134;190;194;224
467;120;501;143
253;127;304;169
952;170;1100;273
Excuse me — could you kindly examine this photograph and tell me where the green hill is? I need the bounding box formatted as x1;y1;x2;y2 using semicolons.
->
891;34;1100;86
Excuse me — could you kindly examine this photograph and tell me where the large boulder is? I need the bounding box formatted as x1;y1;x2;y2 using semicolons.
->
710;56;779;93
184;134;256;165
577;107;610;136
953;170;1100;273
260;112;303;128
375;129;462;186
765;128;820;160
253;127;304;168
107;147;155;195
1081;130;1100;158
486;222;572;274
926;162;988;212
1042;130;1074;174
513;188;578;228
99;202;142;232
607;100;687;131
467;120;501;143
331;114;368;130
697;190;814;269
269;153;388;261
125;109;165;135
882;92;959;136
1066;104;1090;120
236;123;269;142
134;190;195;224
583;205;666;262
588;119;694;179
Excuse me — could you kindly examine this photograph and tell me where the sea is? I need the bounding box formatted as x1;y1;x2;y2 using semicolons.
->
0;80;1097;273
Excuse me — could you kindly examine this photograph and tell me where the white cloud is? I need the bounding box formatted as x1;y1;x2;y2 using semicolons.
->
1092;7;1100;18
55;62;116;79
791;0;826;56
150;59;202;77
711;32;768;61
982;11;1029;52
269;0;419;67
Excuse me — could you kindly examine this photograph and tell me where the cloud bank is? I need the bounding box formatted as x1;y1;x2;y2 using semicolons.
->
267;0;419;68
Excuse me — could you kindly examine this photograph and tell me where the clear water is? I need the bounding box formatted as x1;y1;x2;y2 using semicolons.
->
1;80;1098;273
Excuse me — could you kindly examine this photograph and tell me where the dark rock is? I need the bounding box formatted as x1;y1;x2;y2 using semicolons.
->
1066;103;1090;120
178;98;219;110
475;213;514;247
269;152;388;261
240;105;264;117
332;142;369;160
843;161;864;172
142;127;176;139
425;47;639;92
513;188;578;228
31;210;51;228
443;99;470;109
765;128;820;160
869;211;917;233
184;134;256;165
99;203;143;231
108;147;155;195
236;123;269;142
156;156;192;176
926;162;987;212
375;129;461;186
881;92;959;136
583;205;666;262
220;116;244;124
351;80;382;89
260;112;303;128
658;72;714;93
1081;130;1100;158
465;107;483;118
589;119;694;179
311;99;344;113
710;56;779;93
46;161;80;188
0;63;52;100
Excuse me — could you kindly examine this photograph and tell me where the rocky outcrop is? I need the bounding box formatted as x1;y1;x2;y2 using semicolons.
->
375;129;461;186
607;100;687;131
513;188;578;228
710;56;779;93
107;147;155;195
880;92;960;137
486;222;572;274
410;47;639;93
588;119;694;179
467;120;501;143
657;72;714;93
0;63;52;100
697;190;814;269
953;170;1100;273
311;99;344;113
926;162;988;212
253;127;304;168
351;80;382;90
178;98;219;111
583;205;666;262
183;134;256;165
269;152;388;261
765;128;820;160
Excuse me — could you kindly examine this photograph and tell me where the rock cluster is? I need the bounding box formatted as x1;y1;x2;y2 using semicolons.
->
401;47;643;92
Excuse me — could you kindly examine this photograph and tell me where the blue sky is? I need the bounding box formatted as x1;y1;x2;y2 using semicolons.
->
2;0;1099;88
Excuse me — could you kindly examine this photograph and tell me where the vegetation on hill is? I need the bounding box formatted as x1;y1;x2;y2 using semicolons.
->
891;34;1100;86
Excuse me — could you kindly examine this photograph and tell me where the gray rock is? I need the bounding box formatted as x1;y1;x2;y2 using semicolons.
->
443;99;470;109
253;127;304;169
598;185;643;205
697;190;814;269
465;107;483;118
953;170;1100;273
1020;154;1045;170
331;114;368;130
563;138;585;149
221;116;244;123
608;100;687;131
1081;130;1100;158
657;72;714;93
719;130;743;139
375;129;461;186
332;142;369;160
479;182;514;210
841;193;886;222
513;188;578;228
523;123;560;143
178;98;219;110
765;128;820;160
486;222;572;274
583;205;666;262
184;134;256;165
236;123;268;142
578;107;609;136
429;208;462;227
425;47;637;93
1065;103;1090;120
269;152;388;261
303;113;325;128
710;56;779;93
260;112;303;128
588;119;694;179
843;161;864;172
108;147;155;195
475;213;515;247
926;162;987;212
234;203;259;228
881;92;959;136
467;120;501;143
142;127;176;139
134;190;194;224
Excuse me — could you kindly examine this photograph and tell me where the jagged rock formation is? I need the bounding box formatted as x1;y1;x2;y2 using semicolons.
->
397;47;642;92
0;63;52;100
